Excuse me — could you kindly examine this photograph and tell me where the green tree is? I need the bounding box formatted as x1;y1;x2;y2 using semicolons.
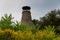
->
32;19;39;26
39;9;60;32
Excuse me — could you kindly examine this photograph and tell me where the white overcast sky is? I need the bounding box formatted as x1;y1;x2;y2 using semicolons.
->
0;0;60;21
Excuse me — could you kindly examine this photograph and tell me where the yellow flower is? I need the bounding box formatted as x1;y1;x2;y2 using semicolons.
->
36;31;45;38
16;31;24;38
5;29;12;33
12;31;18;35
23;31;33;39
31;34;35;40
0;29;4;34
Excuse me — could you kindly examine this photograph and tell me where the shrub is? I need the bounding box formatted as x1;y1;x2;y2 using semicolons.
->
0;14;60;40
0;26;59;40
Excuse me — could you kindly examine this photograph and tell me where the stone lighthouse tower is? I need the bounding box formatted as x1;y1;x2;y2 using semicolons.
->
21;6;33;26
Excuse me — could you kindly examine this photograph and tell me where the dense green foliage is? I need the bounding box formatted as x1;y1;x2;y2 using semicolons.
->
0;26;60;40
0;9;60;40
0;14;38;32
32;9;60;32
40;10;60;27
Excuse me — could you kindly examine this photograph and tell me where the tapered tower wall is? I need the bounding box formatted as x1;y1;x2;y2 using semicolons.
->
21;6;33;26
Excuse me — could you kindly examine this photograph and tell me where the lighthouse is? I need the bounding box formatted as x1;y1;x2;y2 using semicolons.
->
21;6;33;26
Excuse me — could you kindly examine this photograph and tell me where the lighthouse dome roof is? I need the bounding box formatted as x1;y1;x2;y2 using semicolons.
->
22;6;31;10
